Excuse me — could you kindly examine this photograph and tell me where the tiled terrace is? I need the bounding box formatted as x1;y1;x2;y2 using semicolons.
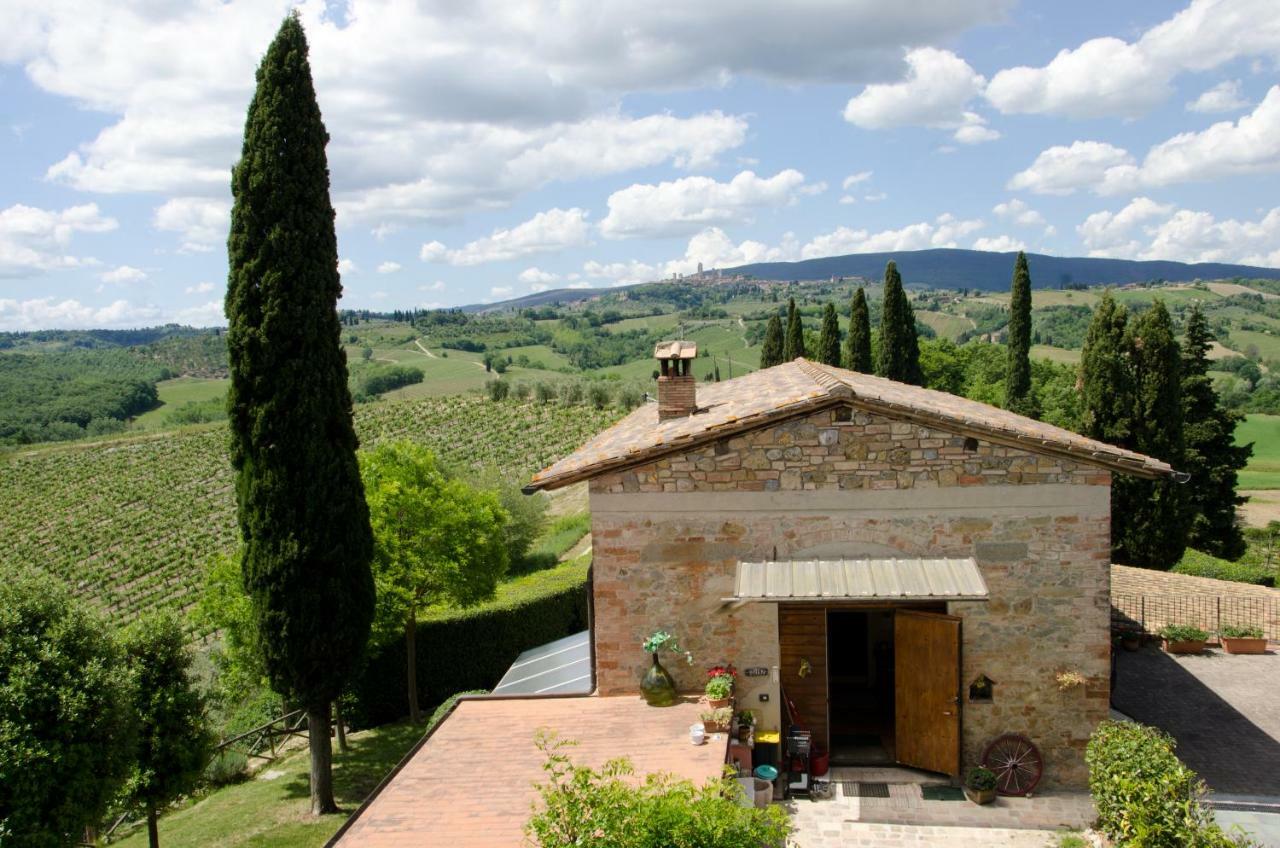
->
331;696;727;848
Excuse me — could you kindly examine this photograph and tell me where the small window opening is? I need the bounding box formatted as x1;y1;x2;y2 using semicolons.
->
963;437;979;452
969;674;995;702
833;407;852;423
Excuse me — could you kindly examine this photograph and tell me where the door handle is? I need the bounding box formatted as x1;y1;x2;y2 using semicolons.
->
942;710;954;716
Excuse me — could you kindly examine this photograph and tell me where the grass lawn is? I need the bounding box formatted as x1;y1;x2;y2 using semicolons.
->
1228;329;1280;362
132;377;229;430
1237;414;1280;489
917;310;973;340
1031;344;1081;364
112;722;423;848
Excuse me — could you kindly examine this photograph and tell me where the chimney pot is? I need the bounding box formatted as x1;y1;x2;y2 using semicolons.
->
654;340;698;419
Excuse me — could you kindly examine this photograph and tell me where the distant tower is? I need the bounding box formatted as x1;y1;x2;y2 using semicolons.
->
697;262;704;276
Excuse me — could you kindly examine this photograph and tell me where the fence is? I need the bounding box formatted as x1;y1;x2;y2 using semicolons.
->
1111;593;1280;641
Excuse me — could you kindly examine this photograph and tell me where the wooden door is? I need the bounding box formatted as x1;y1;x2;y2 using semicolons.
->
894;610;960;776
778;605;828;749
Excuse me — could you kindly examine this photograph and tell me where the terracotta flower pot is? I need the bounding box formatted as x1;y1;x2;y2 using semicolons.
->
1163;639;1206;655
1222;637;1267;655
707;697;732;709
964;786;996;805
1120;635;1141;652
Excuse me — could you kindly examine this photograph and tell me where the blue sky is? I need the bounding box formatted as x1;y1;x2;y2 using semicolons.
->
1;0;1279;329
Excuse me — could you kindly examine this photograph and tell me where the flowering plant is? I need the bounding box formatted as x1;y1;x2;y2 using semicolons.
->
1055;669;1086;691
705;664;738;680
704;675;734;700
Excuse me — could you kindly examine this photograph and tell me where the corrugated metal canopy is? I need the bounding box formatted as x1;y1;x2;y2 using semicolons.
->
492;631;592;696
730;558;989;602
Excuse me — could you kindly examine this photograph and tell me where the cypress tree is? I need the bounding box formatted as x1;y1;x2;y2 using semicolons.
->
1180;303;1251;558
844;286;872;372
817;302;841;366
1005;251;1036;416
876;261;922;384
784;297;806;361
759;314;784;368
226;14;375;815
1113;300;1188;568
1079;292;1132;445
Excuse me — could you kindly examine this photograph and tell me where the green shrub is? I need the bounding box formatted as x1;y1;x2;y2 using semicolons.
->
349;559;589;726
1085;720;1253;847
426;690;488;732
1174;549;1275;587
965;766;996;791
486;378;510;401
1220;625;1264;639
587;384;611;410
1159;624;1208;642
514;512;590;576
525;732;790;848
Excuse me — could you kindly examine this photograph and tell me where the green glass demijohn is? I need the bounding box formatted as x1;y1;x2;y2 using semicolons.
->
641;652;678;706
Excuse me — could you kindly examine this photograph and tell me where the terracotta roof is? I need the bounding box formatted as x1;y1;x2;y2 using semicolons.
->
526;358;1174;491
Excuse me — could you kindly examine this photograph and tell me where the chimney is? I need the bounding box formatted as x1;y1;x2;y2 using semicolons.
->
654;340;697;420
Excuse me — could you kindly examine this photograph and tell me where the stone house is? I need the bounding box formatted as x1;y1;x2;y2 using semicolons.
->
524;348;1173;788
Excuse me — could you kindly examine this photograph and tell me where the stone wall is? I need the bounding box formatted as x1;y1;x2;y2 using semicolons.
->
587;405;1113;788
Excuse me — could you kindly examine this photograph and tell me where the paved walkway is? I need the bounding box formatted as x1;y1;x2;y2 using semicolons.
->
1113;645;1280;796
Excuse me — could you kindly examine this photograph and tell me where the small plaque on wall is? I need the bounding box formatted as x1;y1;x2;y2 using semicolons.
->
744;667;769;677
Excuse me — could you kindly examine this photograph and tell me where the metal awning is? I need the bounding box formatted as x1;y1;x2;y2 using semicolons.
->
727;558;989;603
492;631;592;696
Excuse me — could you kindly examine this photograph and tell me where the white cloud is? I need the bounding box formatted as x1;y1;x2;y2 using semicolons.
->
1077;197;1176;257
842;171;873;190
0;202;116;278
376;261;401;274
1142;207;1280;266
518;267;559;284
1012;86;1280;196
844;47;990;138
800;214;984;259
665;227;800;276
863;192;888;202
99;265;146;284
953;114;1000;144
152;196;229;253
185;281;216;295
421;208;590;266
839;195;857;205
972;235;1026;252
338;258;358;275
418;280;446;292
1006;141;1133;195
599;169;811;239
1187;79;1250;113
986;0;1280;119
0;297;163;331
582;259;663;285
489;286;514;298
992;198;1047;228
174;300;225;326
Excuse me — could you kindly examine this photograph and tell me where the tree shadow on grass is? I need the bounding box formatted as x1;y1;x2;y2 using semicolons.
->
280;721;427;809
1113;647;1280;796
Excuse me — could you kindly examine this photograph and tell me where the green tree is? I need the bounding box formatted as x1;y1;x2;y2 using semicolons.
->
759;314;784;368
121;614;214;848
1005;251;1036;416
361;442;509;722
1181;303;1251;559
875;262;922;384
843;287;872;373
0;570;135;847
225;14;375;815
1079;292;1132;445
816;302;841;366
1114;300;1188;568
783;298;806;361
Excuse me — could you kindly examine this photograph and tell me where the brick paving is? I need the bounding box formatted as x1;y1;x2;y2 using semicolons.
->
1113;645;1280;797
332;696;726;847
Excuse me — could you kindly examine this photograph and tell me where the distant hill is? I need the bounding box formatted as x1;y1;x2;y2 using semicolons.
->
728;248;1280;291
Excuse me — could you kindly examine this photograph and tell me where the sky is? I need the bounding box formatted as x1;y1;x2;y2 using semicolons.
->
2;0;1280;330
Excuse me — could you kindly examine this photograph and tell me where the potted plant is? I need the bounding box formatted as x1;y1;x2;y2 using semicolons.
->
735;709;756;743
1115;627;1142;652
641;631;692;707
1159;624;1208;655
963;766;997;805
705;674;734;708
699;706;733;734
1220;625;1267;654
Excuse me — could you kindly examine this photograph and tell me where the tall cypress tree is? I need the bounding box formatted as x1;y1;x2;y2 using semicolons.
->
1113;300;1188;568
759;314;784;368
226;14;375;815
1080;291;1132;445
1181;303;1251;558
817;302;841;366
844;286;872;372
876;262;922;384
1005;251;1036;416
784;297;806;361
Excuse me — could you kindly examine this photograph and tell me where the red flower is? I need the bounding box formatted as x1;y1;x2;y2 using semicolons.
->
705;663;738;680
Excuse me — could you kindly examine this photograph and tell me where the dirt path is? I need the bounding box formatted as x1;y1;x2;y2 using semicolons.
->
413;339;437;358
1241;490;1280;527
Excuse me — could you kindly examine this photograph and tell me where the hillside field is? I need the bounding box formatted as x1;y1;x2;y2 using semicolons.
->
1238;414;1280;489
0;396;618;630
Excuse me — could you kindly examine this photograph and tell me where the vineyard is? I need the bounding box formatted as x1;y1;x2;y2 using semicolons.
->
0;396;618;632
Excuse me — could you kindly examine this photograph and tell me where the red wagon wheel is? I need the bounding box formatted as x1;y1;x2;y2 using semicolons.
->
981;734;1043;796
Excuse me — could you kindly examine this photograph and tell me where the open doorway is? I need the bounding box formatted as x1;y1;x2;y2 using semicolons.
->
826;609;895;765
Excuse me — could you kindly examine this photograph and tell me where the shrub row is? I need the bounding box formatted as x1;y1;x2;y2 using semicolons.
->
1086;720;1254;847
348;559;590;727
1174;549;1276;587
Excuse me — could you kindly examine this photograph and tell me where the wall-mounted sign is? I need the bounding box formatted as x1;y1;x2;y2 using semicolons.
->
744;667;769;677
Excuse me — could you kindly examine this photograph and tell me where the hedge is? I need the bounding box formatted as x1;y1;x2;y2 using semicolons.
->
1085;720;1254;847
348;558;590;727
1174;549;1275;587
